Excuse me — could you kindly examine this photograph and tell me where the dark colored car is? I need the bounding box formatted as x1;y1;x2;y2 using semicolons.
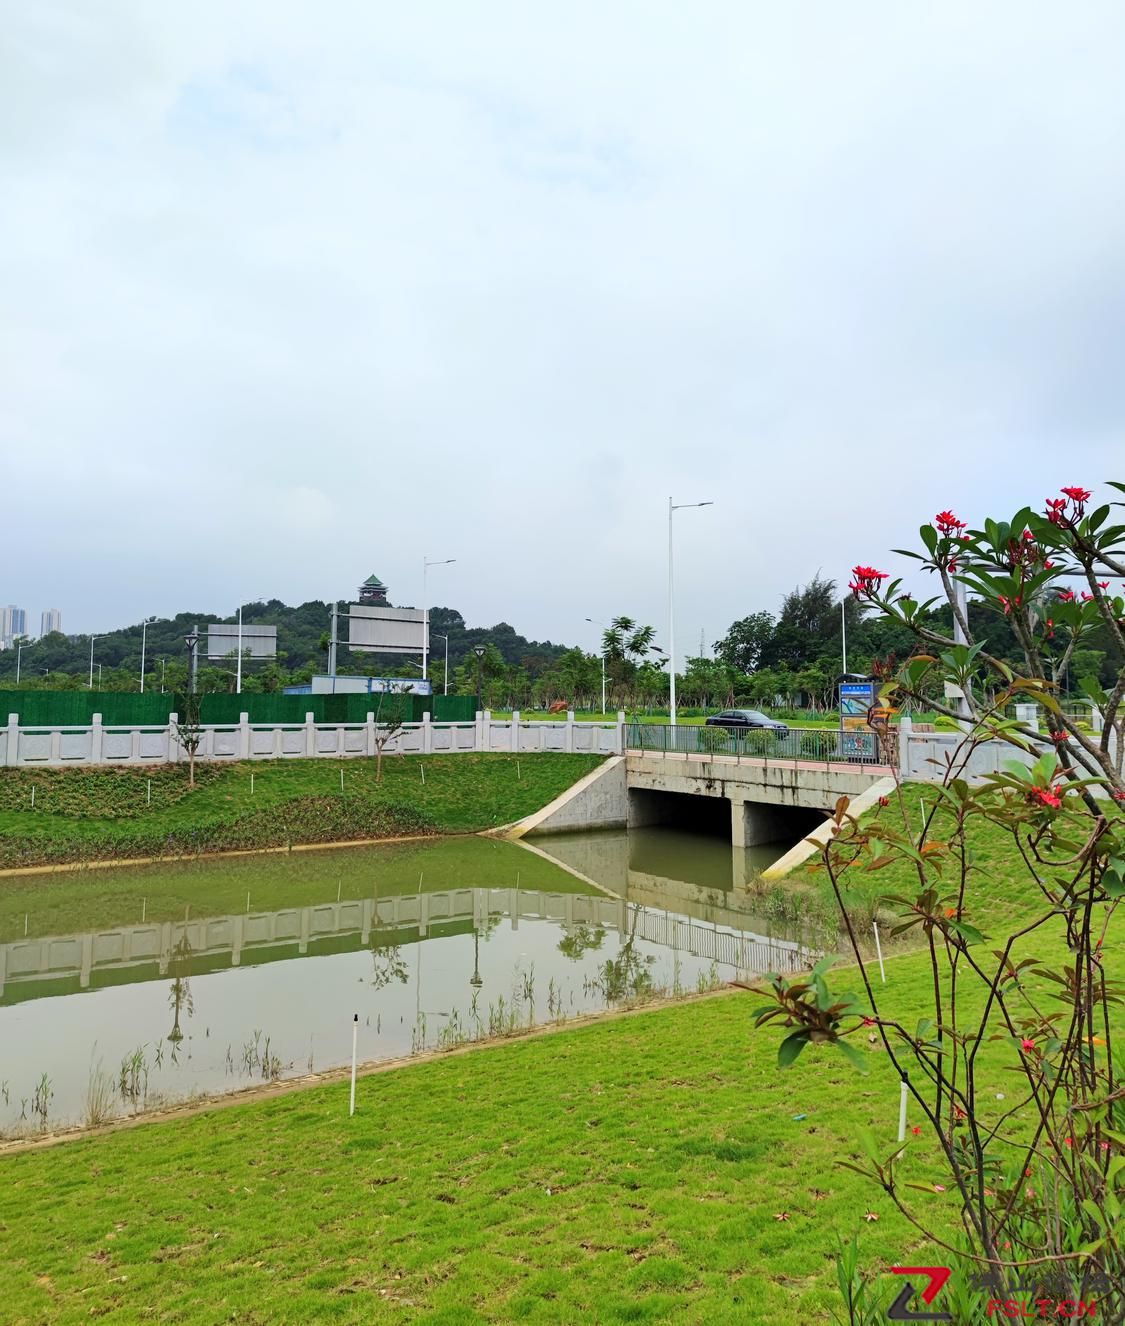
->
705;709;789;738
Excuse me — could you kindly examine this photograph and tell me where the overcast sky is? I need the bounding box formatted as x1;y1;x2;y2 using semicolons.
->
4;3;1125;661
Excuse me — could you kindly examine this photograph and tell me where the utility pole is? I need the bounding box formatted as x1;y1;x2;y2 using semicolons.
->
328;603;338;680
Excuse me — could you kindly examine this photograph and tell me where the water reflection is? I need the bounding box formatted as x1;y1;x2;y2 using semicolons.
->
0;829;817;1133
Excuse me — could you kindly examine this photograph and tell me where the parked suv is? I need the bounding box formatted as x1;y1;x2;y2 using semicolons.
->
704;709;789;738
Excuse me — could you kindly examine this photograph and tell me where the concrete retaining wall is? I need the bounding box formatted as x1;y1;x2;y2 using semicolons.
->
500;757;627;838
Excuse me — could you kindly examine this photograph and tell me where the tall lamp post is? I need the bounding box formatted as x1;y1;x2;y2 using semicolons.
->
422;556;456;682
184;629;200;694
434;634;450;695
15;638;33;686
88;635;103;690
472;644;486;714
140;616;157;693
585;617;607;716
667;497;713;726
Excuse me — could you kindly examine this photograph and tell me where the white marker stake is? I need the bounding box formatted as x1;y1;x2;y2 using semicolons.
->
420;764;425;785
147;779;152;805
349;1013;358;1117
873;921;886;984
142;897;147;923
898;1080;908;1142
340;768;344;793
251;772;255;796
30;787;35;809
246;891;251;914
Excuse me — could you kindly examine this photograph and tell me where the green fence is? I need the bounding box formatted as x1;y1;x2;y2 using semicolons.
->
1;689;480;726
0;691;172;726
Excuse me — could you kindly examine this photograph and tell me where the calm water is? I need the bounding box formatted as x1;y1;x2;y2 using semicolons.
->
0;829;818;1132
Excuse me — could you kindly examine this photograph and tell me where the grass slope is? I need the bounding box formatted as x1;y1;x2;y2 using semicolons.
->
0;754;604;869
2;981;952;1326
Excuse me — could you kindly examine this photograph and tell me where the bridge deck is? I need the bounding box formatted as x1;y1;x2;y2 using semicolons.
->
625;748;894;777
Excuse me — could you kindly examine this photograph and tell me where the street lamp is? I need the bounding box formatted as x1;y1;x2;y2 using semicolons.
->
184;629;200;694
472;644;486;714
15;637;33;686
422;556;456;683
434;633;450;696
139;616;157;693
667;497;713;727
88;635;103;689
585;618;607;716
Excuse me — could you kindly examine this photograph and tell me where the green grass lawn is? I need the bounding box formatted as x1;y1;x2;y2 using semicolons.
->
1;975;960;1326
0;754;603;870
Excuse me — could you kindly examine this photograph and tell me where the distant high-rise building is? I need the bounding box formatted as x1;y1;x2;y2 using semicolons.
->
40;608;62;637
1;605;26;646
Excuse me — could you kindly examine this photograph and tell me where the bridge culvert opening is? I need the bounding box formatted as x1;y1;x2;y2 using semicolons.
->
627;788;731;838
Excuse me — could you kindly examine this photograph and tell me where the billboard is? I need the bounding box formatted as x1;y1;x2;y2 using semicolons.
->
839;679;877;731
206;624;277;660
348;606;425;655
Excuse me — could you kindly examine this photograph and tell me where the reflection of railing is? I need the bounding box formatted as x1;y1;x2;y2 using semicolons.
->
0;888;809;1000
626;722;887;767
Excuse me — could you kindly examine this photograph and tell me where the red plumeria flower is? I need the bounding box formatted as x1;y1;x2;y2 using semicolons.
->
1022;527;1035;541
1058;588;1075;603
1081;591;1094;602
849;566;888;598
1061;485;1092;503
1111;789;1125;802
1064;1137;1073;1148
878;796;890;807
947;557;958;572
1050;731;1068;743
862;1016;875;1026
1029;787;1062;809
1098;581;1110;590
911;1126;922;1135
953;1106;966;1121
1020;1037;1036;1050
1046;497;1068;525
1043;558;1055;569
1045;618;1055;639
934;510;967;536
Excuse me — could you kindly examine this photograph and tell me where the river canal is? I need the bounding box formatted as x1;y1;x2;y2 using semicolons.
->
0;827;822;1133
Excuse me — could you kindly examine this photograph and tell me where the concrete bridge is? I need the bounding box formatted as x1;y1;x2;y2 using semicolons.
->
508;726;896;854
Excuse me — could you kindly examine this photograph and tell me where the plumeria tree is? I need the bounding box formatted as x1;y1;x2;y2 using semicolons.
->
754;483;1125;1319
850;485;1125;794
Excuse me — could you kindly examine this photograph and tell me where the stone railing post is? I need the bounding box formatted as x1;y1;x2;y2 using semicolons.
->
168;713;179;764
366;712;376;757
1091;703;1104;735
91;712;104;766
617;710;627;755
6;713;19;768
897;714;912;778
422;710;433;755
565;711;575;753
1015;702;1040;734
511;710;521;753
474;710;484;751
239;712;251;759
305;712;316;758
483;709;493;752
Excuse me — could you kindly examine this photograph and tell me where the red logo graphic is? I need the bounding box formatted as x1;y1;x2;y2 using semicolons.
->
887;1267;952;1321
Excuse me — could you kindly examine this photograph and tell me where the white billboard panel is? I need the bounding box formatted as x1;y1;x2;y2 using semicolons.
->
206;624;278;660
348;606;425;655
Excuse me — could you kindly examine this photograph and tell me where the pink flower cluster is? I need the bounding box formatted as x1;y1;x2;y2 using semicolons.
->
1046;485;1092;526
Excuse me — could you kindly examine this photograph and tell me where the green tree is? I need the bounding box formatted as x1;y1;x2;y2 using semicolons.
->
713;611;775;672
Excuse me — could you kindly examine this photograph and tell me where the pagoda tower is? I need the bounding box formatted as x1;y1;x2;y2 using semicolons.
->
358;574;389;606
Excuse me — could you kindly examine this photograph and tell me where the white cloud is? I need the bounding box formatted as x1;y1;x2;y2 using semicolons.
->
3;2;1125;657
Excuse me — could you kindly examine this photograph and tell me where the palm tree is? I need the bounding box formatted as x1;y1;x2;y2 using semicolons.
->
602;617;665;707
